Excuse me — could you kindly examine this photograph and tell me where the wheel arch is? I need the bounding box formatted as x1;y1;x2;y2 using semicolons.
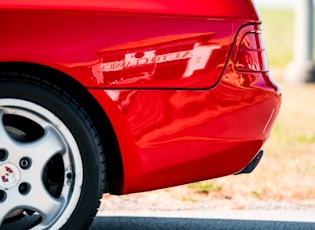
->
0;62;123;193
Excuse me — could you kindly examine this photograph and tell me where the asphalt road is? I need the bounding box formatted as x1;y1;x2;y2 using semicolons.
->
1;210;315;229
92;217;315;230
92;210;315;230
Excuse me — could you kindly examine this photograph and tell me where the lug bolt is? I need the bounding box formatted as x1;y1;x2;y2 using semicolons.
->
19;182;31;195
0;190;7;202
66;173;72;179
0;149;8;161
20;157;32;169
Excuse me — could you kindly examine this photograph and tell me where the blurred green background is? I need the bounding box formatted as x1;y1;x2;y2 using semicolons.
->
259;7;315;67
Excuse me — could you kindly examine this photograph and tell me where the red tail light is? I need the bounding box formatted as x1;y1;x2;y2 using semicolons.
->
235;31;269;72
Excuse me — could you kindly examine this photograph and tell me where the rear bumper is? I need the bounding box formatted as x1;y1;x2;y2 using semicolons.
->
95;68;281;194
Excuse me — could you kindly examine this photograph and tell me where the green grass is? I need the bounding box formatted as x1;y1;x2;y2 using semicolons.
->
188;181;222;194
259;8;315;67
264;82;315;155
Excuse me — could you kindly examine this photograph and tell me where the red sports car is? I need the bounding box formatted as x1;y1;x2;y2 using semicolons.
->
0;0;281;229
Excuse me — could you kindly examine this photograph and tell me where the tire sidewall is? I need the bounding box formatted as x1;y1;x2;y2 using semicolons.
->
0;80;103;229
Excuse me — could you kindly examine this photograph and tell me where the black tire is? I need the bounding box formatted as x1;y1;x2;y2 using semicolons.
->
0;73;106;229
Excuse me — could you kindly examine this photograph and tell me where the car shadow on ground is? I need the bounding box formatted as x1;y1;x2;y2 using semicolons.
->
91;216;315;230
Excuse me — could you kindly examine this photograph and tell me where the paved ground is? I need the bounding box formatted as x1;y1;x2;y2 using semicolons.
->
1;209;315;229
92;210;315;230
2;193;315;230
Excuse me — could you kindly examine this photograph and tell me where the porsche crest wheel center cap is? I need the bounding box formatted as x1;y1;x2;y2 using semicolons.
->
0;164;21;189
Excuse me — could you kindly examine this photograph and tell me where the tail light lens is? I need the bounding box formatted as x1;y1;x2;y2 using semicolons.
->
235;31;269;72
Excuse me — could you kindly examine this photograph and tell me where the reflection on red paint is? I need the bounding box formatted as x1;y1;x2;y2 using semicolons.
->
235;32;269;72
90;31;230;88
100;42;218;79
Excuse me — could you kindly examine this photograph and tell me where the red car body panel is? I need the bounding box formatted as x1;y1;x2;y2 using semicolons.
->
0;0;259;20
0;0;281;195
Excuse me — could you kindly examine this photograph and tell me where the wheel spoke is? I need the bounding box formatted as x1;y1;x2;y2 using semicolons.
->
0;124;67;227
0;201;14;225
0;109;14;148
0;184;65;227
26;182;65;225
22;125;66;170
0;110;66;165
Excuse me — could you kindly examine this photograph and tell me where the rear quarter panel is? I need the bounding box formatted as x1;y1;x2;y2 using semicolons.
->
0;0;278;195
0;0;260;89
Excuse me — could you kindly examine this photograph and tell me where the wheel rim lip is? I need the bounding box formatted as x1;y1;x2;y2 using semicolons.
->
0;98;83;229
